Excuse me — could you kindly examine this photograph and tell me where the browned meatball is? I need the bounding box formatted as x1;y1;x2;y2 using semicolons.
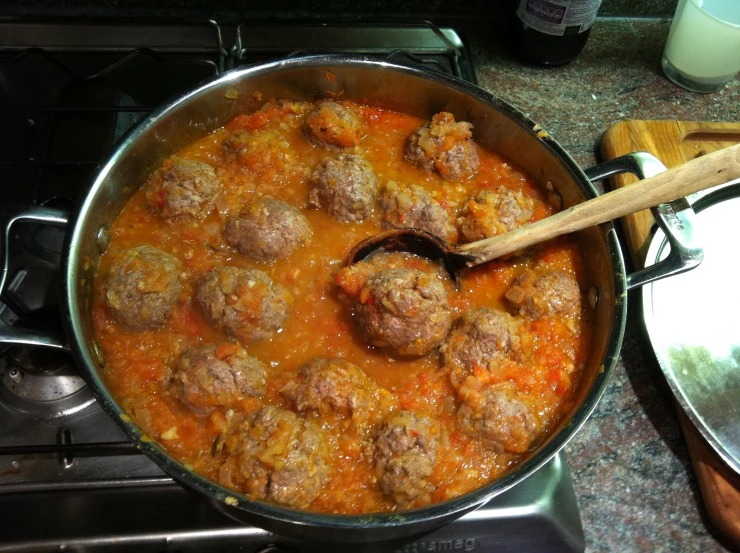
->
195;266;293;343
404;112;479;181
172;344;267;415
353;268;452;356
303;101;364;149
309;154;378;223
379;181;456;241
441;308;521;384
222;129;305;185
505;269;580;319
374;411;440;505
223;406;329;509
106;245;182;330
144;157;221;220
224;198;312;262
457;383;539;453
281;358;397;429
458;187;535;242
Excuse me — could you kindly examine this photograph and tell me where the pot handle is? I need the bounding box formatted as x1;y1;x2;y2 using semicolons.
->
0;203;71;351
584;152;703;292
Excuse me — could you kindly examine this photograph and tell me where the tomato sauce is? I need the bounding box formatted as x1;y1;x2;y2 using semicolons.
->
92;100;591;514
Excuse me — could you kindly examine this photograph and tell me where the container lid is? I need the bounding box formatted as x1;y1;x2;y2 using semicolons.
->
643;181;740;475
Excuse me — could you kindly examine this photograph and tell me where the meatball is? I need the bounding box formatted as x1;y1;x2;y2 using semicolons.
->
224;406;329;509
144;157;221;220
222;129;303;184
374;411;440;505
309;154;378;223
106;245;182;330
380;181;456;241
457;383;539;453
458;187;535;242
505;269;580;320
195;266;293;343
303;101;364;149
441;308;521;382
224;198;312;262
172;344;267;415
404;112;479;181
353;268;452;356
281;358;397;429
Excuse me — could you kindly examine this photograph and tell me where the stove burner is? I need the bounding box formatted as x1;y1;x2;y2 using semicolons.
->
6;345;71;375
2;365;86;403
1;350;92;416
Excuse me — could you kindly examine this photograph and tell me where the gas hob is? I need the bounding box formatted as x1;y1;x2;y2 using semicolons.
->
0;18;585;552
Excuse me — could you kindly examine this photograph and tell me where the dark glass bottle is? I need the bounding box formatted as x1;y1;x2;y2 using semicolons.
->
513;0;602;66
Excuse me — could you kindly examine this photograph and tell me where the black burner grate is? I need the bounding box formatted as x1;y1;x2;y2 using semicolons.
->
0;20;224;206
234;20;477;83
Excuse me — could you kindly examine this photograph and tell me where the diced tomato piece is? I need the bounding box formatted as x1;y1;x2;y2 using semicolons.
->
215;343;240;359
130;358;167;385
225;114;254;132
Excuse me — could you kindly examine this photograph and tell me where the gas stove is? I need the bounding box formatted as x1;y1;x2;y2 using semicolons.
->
0;18;584;552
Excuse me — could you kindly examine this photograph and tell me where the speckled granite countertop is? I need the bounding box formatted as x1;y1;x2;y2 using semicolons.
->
469;17;739;553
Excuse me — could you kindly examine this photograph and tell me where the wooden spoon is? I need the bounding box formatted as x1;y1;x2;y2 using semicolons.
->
345;143;740;281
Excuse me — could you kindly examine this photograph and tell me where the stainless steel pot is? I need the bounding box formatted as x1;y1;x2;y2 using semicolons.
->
0;55;703;542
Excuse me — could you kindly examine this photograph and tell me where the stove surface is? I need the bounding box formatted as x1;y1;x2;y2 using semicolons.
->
0;18;584;552
0;452;582;553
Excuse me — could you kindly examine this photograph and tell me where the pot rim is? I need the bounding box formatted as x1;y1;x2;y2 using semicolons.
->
62;54;627;533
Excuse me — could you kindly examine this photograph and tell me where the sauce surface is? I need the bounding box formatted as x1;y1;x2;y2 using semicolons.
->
92;100;591;513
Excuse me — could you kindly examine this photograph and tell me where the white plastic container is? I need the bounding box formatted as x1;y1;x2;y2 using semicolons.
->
662;0;740;93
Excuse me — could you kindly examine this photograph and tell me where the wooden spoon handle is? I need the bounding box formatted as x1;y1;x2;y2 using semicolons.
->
458;143;740;264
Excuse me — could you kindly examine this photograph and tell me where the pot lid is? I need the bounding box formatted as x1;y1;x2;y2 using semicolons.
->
643;180;740;475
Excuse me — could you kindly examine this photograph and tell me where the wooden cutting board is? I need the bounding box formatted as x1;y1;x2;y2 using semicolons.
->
600;120;740;547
